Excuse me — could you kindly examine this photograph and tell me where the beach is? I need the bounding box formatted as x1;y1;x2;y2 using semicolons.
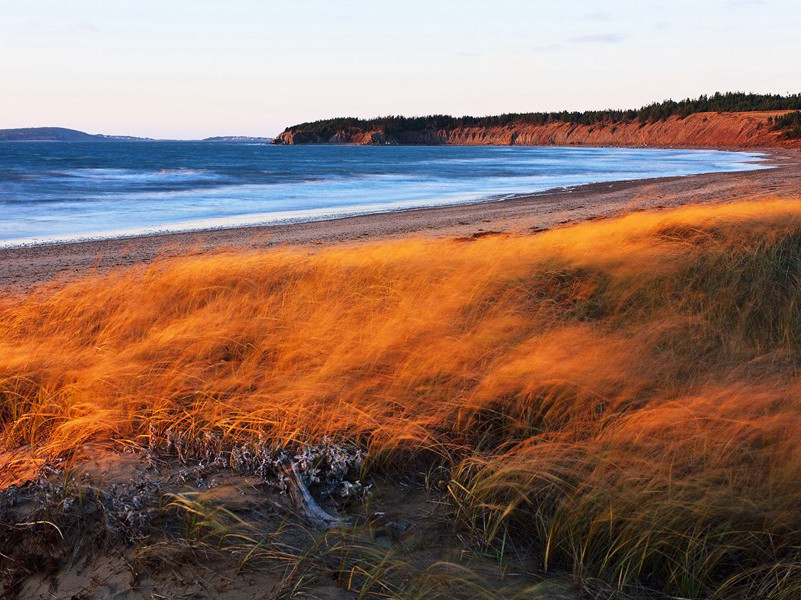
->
1;148;797;295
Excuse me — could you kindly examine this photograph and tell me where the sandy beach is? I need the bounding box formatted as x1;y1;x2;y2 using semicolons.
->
1;149;797;296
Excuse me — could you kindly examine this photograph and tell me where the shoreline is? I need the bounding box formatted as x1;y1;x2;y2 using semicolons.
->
0;145;767;251
0;155;768;251
1;148;798;295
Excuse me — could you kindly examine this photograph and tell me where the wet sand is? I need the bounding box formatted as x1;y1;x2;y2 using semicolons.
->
1;149;798;295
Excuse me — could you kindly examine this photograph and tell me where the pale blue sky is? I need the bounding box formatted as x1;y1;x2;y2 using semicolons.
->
1;0;799;138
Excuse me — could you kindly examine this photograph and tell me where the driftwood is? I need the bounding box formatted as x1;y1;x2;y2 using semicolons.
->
284;461;346;529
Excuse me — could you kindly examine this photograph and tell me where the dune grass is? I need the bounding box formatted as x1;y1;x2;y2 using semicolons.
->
3;198;801;597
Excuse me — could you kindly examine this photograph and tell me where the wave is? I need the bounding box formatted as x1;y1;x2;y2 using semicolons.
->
60;168;225;183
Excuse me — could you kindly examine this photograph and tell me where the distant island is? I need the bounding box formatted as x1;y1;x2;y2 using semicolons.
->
201;136;272;143
0;127;272;143
274;92;801;148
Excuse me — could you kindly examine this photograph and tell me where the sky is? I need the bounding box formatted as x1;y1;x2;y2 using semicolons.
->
1;0;800;139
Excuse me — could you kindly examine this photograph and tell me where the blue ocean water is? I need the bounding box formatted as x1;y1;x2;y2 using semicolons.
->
0;142;767;246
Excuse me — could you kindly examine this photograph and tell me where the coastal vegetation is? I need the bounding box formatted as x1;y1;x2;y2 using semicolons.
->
281;92;801;139
4;197;801;597
771;111;801;139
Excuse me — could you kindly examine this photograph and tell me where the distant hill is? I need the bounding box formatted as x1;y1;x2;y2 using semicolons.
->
0;127;154;142
202;136;272;143
0;128;271;143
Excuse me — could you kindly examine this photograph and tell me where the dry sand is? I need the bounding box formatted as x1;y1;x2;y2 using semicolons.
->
1;149;798;296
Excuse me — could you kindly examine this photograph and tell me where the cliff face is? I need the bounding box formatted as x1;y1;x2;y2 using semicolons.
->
276;129;395;145
275;111;801;148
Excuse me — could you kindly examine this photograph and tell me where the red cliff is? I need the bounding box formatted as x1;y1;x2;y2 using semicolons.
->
275;111;801;148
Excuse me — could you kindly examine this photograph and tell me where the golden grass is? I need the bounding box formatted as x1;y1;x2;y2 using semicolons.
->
4;198;801;596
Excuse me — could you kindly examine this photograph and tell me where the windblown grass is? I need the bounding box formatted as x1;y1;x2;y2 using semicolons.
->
3;198;801;597
157;491;564;599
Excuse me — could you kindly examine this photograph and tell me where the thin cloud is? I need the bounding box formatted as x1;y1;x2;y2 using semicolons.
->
77;21;99;33
569;33;627;45
531;43;563;53
581;12;611;22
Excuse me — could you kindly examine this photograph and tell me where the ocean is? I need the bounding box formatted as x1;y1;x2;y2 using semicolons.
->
0;142;767;246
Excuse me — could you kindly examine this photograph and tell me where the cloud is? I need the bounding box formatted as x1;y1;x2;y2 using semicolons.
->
581;12;611;22
568;33;627;45
531;43;563;53
77;22;99;33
